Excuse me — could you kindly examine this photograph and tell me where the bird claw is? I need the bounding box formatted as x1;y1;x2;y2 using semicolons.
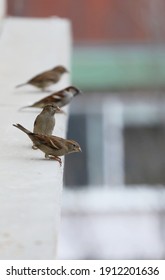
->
45;154;62;166
32;145;38;150
51;156;62;166
42;88;51;93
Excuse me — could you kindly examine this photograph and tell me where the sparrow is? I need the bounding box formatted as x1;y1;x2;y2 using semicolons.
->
16;65;69;91
33;104;61;135
21;86;82;109
13;123;82;166
32;104;61;150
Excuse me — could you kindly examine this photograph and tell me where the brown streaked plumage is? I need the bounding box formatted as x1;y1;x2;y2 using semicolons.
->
13;123;82;166
32;104;61;150
16;65;69;91
20;86;82;110
33;104;60;135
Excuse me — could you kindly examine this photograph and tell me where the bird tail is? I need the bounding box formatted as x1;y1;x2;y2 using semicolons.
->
15;83;27;88
13;123;32;135
18;105;33;111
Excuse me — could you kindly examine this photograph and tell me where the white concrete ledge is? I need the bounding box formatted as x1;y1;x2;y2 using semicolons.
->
0;17;71;259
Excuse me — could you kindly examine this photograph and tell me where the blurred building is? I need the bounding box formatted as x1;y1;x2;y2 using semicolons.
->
7;0;165;44
7;0;165;259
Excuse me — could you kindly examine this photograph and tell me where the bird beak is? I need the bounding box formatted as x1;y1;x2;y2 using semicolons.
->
73;87;83;95
78;147;82;152
56;106;61;112
76;88;83;95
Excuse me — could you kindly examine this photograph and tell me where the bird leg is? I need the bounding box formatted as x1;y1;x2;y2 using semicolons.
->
45;154;62;166
32;144;38;150
51;156;62;166
45;154;50;159
42;87;51;93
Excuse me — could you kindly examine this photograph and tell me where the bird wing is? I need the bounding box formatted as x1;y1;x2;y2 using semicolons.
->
30;95;61;108
54;90;68;98
30;90;68;108
28;71;57;83
34;134;64;150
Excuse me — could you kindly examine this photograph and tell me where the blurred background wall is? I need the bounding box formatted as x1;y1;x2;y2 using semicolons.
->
7;0;165;43
7;0;165;259
7;0;165;91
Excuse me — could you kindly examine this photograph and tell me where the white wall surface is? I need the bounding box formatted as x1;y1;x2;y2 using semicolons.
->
58;187;165;259
0;0;5;18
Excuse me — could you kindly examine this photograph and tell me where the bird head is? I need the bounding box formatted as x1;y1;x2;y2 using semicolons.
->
52;65;69;74
43;104;61;114
67;139;82;154
66;86;83;96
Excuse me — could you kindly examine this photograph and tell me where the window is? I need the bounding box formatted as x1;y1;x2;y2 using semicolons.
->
64;93;165;187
